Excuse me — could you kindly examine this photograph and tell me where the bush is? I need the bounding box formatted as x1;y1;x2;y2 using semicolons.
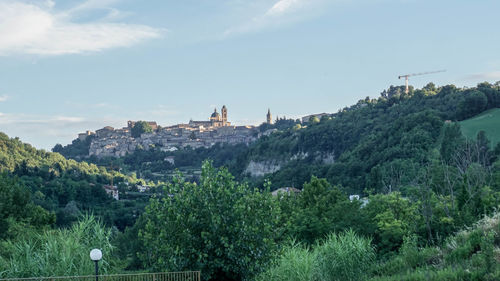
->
373;236;440;277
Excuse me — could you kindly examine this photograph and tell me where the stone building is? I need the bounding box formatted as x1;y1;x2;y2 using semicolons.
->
87;105;259;158
78;130;95;141
103;185;119;200
189;105;231;128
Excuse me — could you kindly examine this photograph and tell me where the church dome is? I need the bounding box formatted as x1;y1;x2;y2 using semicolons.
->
211;108;220;119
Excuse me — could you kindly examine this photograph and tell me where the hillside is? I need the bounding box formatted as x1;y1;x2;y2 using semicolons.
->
0;133;152;231
370;211;500;280
57;83;500;194
460;108;500;147
228;83;500;192
2;83;500;279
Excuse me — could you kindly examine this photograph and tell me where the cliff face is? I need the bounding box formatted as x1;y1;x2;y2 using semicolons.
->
244;160;282;177
242;151;335;177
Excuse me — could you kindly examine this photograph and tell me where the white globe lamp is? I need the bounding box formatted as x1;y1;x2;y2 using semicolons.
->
90;249;102;281
90;249;102;261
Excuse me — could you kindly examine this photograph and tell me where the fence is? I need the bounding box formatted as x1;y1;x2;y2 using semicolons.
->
0;272;201;281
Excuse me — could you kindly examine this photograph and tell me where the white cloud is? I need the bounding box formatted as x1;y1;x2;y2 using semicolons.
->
0;95;8;102
66;0;120;14
0;113;87;125
465;71;500;81
266;0;308;16
0;1;163;56
224;0;326;36
0;112;123;149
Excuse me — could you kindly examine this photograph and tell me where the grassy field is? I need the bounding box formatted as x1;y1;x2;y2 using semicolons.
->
460;108;500;147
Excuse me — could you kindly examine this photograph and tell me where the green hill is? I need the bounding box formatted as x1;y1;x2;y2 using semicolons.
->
460;108;500;147
63;83;500;194
0;133;148;230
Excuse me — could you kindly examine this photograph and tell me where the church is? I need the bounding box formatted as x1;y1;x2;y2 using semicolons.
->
189;105;231;128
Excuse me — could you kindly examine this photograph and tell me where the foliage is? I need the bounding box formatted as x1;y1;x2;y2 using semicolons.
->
52;135;94;160
256;230;375;281
0;173;55;240
371;211;500;280
131;121;153;138
314;230;375;281
0;215;115;278
139;161;279;281
460;108;500;147
362;192;421;256
287;177;366;245
0;132;146;231
254;242;316;281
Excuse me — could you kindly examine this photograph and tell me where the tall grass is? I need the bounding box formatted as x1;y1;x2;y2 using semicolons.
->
255;242;316;281
0;215;114;278
314;230;375;281
255;230;375;281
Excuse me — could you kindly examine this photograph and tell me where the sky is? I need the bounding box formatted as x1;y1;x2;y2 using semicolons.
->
0;0;499;150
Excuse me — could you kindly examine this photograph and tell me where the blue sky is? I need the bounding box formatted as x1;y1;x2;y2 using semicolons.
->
0;0;499;149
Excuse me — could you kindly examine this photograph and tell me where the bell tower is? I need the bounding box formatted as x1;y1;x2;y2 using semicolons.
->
221;105;228;125
266;108;272;124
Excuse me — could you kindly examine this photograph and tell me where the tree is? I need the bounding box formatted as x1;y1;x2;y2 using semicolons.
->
139;162;279;281
131;121;153;138
289;177;365;245
0;173;55;240
362;192;421;256
309;116;320;123
476;130;492;166
440;122;464;164
457;90;487;120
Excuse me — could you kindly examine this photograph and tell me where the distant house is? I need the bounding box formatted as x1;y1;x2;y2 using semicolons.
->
349;195;360;201
164;156;175;165
160;147;178;152
78;130;95;141
137;185;151;193
301;113;330;123
349;194;369;207
272;187;301;197
103;185;119;200
260;129;278;137
96;126;115;138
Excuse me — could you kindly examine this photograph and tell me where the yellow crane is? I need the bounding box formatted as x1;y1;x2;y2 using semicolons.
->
398;70;446;94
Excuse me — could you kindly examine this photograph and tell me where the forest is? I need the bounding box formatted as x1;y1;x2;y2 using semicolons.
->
2;82;500;280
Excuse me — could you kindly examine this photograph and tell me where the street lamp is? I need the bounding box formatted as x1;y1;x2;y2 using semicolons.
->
90;249;102;281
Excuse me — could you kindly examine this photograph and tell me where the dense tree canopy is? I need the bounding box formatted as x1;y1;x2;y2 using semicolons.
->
139;162;279;281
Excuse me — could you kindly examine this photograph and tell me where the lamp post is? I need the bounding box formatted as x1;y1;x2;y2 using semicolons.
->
90;249;102;281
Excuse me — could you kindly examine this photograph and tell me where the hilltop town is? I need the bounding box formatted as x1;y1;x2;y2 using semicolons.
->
78;106;276;158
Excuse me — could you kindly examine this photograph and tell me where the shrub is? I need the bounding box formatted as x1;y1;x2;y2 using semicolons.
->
373;236;440;277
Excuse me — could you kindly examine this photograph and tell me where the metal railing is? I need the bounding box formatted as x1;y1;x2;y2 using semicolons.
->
0;272;201;281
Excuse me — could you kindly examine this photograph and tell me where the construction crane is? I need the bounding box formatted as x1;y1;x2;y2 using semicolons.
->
398;70;445;94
